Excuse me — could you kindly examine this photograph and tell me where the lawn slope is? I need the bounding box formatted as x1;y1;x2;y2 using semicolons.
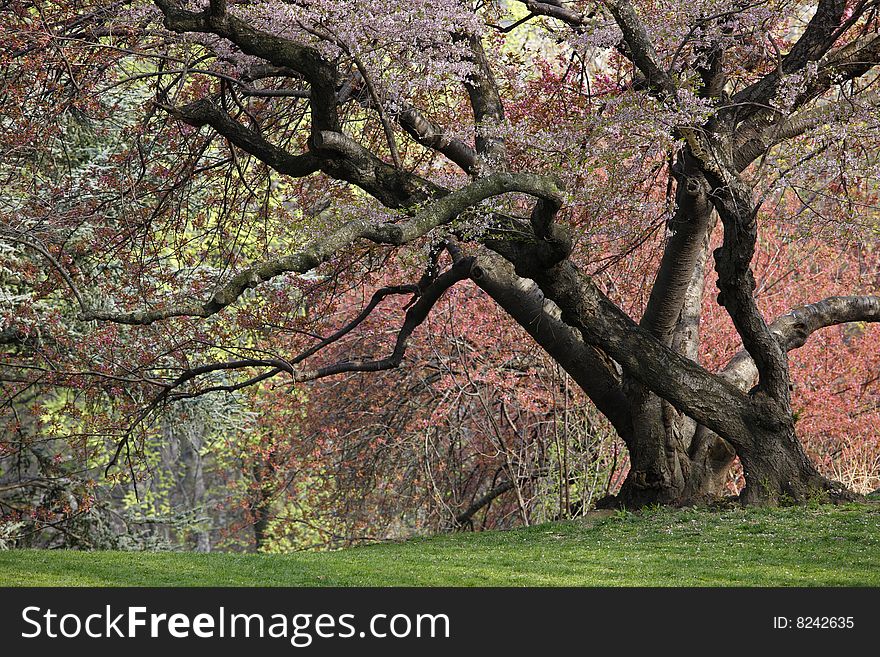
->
1;504;878;586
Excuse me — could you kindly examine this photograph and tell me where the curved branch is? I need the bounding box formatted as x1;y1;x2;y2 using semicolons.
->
1;230;88;315
514;0;591;27
396;104;480;174
290;259;472;381
337;69;479;173
469;251;631;437
687;293;879;483
79;173;564;325
167;266;468;392
311;130;445;208
106;260;473;472
722;295;880;390
165;284;423;399
156;3;481;190
154;0;340;134
163;98;321;177
166;98;442;208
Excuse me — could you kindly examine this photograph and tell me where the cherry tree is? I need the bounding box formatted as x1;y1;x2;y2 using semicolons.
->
1;0;879;515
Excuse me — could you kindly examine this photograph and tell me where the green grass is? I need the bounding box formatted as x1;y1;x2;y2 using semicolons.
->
2;503;878;586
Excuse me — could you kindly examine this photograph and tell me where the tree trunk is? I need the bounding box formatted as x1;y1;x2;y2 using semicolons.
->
253;503;271;550
603;403;855;508
603;214;737;509
470;236;871;510
612;385;689;506
736;423;851;505
252;462;272;551
601;388;736;508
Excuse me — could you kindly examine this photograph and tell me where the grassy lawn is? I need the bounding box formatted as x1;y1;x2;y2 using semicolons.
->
1;503;878;586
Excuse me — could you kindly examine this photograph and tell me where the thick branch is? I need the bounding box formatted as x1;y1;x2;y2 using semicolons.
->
667;224;716;444
469;251;631;437
733;89;880;170
337;69;478;172
730;32;880;129
154;0;339;134
165;98;321;177
783;0;848;72
722;295;880;390
514;0;590;27
483;257;755;448
397;105;480;174
462;34;508;167
311;130;444;207
605;0;677;97
154;3;458;209
672;222;714;362
640;162;714;345
166;98;441;208
79;173;564;324
710;173;792;402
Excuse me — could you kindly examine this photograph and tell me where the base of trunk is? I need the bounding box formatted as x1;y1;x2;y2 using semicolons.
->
598;426;858;509
597;429;736;509
737;434;857;505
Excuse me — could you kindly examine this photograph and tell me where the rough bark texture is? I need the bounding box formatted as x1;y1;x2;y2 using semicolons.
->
736;426;841;505
611;154;728;508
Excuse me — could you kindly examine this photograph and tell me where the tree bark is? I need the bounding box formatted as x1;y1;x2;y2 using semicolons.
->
736;428;832;505
610;157;733;508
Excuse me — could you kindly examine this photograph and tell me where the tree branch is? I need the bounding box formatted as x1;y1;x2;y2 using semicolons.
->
454;470;547;527
733;89;880;171
336;68;479;173
164;97;441;208
396;104;480;174
514;0;591;27
462;33;508;168
730;32;880;129
722;295;880;390
153;0;340;134
105;260;474;472
478;256;755;449
783;0;848;71
163;265;469;397
79;173;564;324
469;251;632;438
710;172;793;402
605;0;678;98
640;163;714;345
162;98;322;177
